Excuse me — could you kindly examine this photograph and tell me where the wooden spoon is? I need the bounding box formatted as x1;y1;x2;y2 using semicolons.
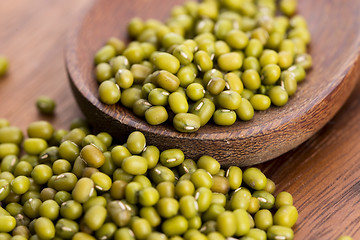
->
66;0;360;166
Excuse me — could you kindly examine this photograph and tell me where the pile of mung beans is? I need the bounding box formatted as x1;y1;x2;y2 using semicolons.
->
94;0;312;132
0;117;302;240
0;1;355;239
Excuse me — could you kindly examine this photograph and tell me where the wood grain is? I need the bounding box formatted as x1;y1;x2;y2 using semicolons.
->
0;0;89;131
0;0;359;239
260;80;360;239
66;0;360;166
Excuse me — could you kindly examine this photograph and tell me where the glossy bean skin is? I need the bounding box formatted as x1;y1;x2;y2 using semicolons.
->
169;92;189;114
254;209;273;230
226;166;242;190
234;208;251;236
241;69;261;91
245;228;267;240
213;109;237;126
145;106;168;125
120;87;143;108
216;90;242;110
95;63;112;83
131;217;152;239
0;215;16;232
216;211;236;237
162;215;188;237
173;45;194;65
73;232;97;240
80;144;105;168
243;56;260;72
173;113;201;133
259;50;279;67
226;30;249;49
195;187;212;213
23;138;48;156
34;217;55;240
179;195;197;218
268;86;289;107
150;165;175;184
148;88;169;106
206;77;226;95
197;155;220;175
273;205;298;228
217;52;243;71
39;200;59;221
133;99;152;118
235;98;254;121
123;45;145;64
0;180;11;202
230;188;251;210
122;156;148;175
160;149;185;168
295;53;312;70
252;191;275;210
58;140;80;163
82;134;107;153
261;64;281;85
111;145;132;167
267;225;294;240
191;98;215;126
11;176;30;195
27;121;54;141
107;200;132;227
194;50;213;72
98;81;121;105
152;52;180;74
155;70;181;92
114;227;135;240
84;205;107;231
250;94;271;111
95;222;118;240
138;187;160;207
60;200;82;220
91;172;112;191
191;169;213;189
281;71;297;96
224;72;243;94
31;164;52;185
186;83;205;101
275;191;294;208
177;64;197;87
127;131;146;155
1;155;18;172
288;64;306;82
115;68;134;89
243;168;267;190
95;45;116;64
140;207;161;228
142;145;160;169
72;178;95;203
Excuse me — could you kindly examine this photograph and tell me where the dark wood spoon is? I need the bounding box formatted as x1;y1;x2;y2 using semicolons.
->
66;0;360;166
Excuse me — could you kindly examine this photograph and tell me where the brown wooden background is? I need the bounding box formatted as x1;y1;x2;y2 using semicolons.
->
0;0;359;239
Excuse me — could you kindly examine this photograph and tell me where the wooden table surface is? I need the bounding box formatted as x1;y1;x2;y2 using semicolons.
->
0;0;359;239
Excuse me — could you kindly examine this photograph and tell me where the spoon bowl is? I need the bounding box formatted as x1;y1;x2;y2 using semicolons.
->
66;0;360;166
